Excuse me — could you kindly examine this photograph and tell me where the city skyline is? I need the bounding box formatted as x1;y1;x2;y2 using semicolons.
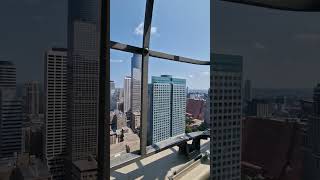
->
1;0;320;179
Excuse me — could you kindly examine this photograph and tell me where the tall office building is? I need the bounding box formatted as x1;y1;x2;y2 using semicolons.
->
44;48;68;179
210;54;243;180
68;0;99;177
123;76;132;113
131;54;142;113
303;84;320;180
244;79;252;102
148;75;186;145
0;61;22;158
23;81;40;116
110;81;115;95
0;61;16;90
110;81;116;110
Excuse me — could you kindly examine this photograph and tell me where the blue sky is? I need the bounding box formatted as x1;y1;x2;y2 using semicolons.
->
110;0;210;89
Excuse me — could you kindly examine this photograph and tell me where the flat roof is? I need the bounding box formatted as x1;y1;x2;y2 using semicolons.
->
111;140;210;180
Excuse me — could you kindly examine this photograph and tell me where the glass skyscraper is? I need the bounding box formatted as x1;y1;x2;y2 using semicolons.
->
148;75;186;145
0;61;22;159
67;0;99;177
131;54;142;114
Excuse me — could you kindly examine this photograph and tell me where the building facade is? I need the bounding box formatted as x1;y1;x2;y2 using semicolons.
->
110;81;116;110
303;84;320;180
0;61;22;159
67;0;100;173
123;76;132;113
148;75;186;145
131;54;142;113
210;54;243;180
23;81;40;117
44;48;68;179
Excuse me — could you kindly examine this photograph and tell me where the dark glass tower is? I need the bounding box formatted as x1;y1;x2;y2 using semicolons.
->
67;0;100;177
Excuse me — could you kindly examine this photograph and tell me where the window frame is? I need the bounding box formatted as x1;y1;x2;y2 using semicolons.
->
101;0;210;179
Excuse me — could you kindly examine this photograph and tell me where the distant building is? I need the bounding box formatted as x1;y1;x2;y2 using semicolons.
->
0;93;23;158
123;76;132;113
0;61;16;89
186;99;205;120
22;122;43;158
244;79;252;102
131;54;142;113
11;154;52;180
71;157;97;180
23;81;40;117
44;48;68;179
247;99;272;118
204;90;210;125
131;111;141;131
110;127;140;156
303;84;320;180
110;81;116;110
148;75;186;145
0;61;22;159
210;54;242;180
0;158;16;180
242;117;303;180
300;100;313;117
110;110;127;131
116;102;124;112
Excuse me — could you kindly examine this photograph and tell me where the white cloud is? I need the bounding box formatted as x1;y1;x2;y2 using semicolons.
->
134;22;158;36
111;59;124;63
188;74;194;78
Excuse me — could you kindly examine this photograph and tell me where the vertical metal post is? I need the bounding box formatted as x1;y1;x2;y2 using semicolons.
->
140;0;155;155
98;0;109;179
210;1;214;180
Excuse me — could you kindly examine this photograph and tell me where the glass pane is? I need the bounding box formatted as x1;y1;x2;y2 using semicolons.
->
112;57;210;179
212;1;320;179
151;0;210;61
149;57;210;137
111;0;146;47
0;0;69;179
110;49;141;168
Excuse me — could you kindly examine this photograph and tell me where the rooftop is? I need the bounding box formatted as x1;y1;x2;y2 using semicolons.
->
111;139;210;180
242;117;303;180
73;158;97;172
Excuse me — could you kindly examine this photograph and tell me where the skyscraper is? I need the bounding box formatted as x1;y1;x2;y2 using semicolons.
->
303;84;320;180
0;61;16;89
23;81;40;117
210;54;243;180
110;81;116;110
0;61;22;158
131;54;142;113
67;0;99;176
244;79;252;102
44;48;68;179
148;75;186;145
123;76;132;113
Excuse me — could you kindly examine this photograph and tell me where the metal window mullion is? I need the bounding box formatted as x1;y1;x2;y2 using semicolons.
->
110;41;209;65
140;0;155;156
97;0;109;179
149;50;210;65
110;41;144;54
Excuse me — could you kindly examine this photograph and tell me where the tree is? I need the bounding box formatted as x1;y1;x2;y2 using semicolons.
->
185;126;192;133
